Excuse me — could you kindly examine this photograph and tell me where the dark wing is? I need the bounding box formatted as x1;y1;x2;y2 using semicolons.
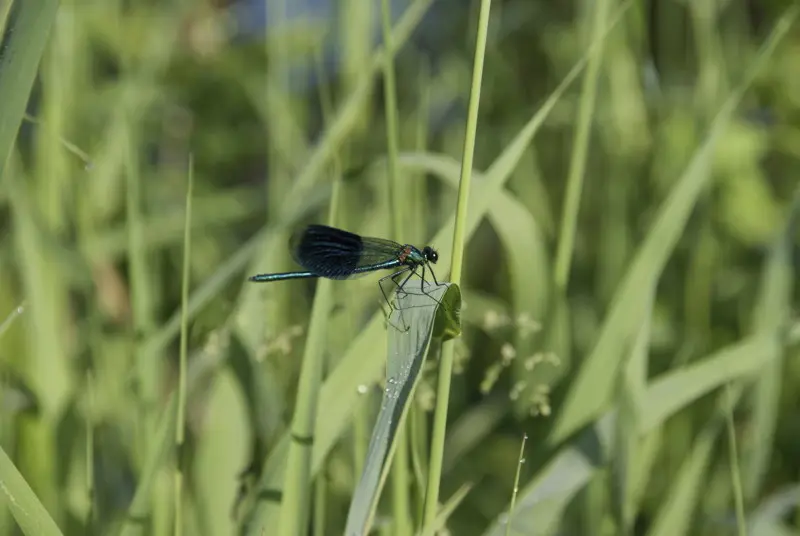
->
290;225;403;279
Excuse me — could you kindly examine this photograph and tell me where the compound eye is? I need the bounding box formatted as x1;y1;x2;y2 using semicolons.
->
430;250;438;263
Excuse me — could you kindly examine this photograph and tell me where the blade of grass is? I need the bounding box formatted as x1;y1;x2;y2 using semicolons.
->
504;433;528;536
125;119;162;464
344;284;460;535
724;385;747;536
639;334;780;432
416;483;472;536
173;156;194;536
0;0;59;179
380;0;411;531
644;413;721;536
614;285;654;535
313;466;327;536
7;161;70;511
742;188;800;500
0;446;64;536
0;5;65;516
553;0;611;293
423;0;492;523
311;50;337;536
85;371;96;533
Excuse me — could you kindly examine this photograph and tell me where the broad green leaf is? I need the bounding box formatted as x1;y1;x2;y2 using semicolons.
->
344;284;460;535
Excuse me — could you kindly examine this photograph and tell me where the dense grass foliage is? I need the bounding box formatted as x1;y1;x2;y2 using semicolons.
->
1;1;800;535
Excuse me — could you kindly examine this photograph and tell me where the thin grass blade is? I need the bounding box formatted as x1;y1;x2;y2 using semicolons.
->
0;446;62;536
0;0;58;177
644;418;720;536
742;190;800;500
416;483;472;536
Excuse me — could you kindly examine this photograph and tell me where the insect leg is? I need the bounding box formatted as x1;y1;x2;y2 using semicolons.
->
395;268;416;296
378;268;410;310
394;265;444;311
419;264;444;307
390;268;418;328
378;268;412;331
427;264;444;287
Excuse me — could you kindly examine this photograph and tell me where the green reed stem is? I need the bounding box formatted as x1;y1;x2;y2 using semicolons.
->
174;155;194;536
423;0;492;524
553;0;610;292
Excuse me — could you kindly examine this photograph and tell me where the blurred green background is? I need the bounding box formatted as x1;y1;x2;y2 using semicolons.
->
2;0;800;535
